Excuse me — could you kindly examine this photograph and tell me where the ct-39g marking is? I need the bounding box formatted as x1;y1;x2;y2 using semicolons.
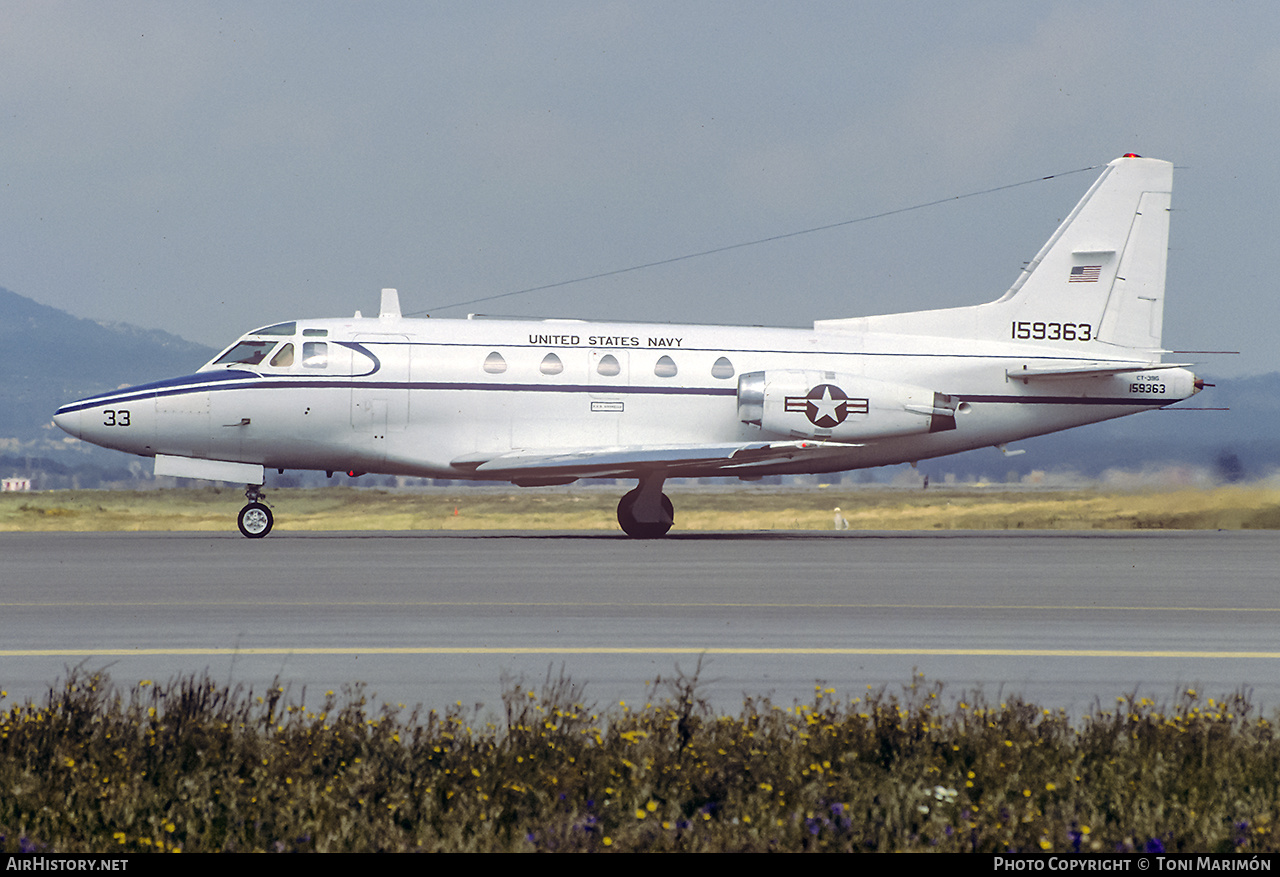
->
55;156;1207;538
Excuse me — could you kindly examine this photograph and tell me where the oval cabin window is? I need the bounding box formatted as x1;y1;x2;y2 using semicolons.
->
483;351;507;374
596;354;621;376
540;353;564;375
654;355;678;378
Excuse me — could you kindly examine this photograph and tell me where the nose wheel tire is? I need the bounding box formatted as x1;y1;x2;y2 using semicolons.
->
238;502;274;538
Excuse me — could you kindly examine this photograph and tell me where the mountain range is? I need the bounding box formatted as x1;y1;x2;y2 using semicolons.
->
0;286;216;486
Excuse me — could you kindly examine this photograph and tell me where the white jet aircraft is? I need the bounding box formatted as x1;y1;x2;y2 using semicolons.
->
54;155;1205;538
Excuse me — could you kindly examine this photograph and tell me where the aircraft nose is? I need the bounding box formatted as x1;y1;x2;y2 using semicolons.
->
53;405;81;439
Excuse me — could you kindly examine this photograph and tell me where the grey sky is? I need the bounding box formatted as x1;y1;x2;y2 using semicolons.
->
3;2;1276;374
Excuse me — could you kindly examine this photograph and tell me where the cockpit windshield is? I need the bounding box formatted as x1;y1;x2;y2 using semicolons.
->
205;325;344;373
213;340;277;366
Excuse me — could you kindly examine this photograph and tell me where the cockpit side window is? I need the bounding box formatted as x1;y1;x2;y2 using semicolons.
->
213;341;276;366
302;341;328;369
269;343;295;367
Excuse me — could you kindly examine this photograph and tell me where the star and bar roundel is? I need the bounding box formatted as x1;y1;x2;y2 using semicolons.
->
784;384;870;428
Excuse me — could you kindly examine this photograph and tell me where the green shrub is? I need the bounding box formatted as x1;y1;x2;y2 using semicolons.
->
1;669;1276;852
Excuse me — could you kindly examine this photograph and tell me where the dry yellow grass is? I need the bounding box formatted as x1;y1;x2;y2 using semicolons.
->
2;484;1279;532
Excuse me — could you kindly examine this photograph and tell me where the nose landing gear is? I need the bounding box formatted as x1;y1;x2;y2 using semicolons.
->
237;484;273;538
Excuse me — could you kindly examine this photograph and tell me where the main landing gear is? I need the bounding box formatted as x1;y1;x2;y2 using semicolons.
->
237;484;273;538
234;477;677;538
616;476;674;538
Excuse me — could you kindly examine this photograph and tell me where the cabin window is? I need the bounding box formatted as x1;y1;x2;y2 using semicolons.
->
269;343;295;368
540;353;564;375
213;341;276;366
253;322;296;336
596;354;621;377
711;356;735;379
302;341;328;369
654;355;678;378
483;351;507;374
302;328;328;337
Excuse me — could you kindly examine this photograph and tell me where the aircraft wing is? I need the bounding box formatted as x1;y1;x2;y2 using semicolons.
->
450;439;855;480
1005;361;1193;381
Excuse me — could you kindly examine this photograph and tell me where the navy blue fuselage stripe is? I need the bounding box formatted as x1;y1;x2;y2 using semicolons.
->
58;373;1173;414
66;369;260;403
334;341;380;376
56;378;738;413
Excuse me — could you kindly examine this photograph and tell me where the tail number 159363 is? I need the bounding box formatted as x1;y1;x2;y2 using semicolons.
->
1011;321;1093;342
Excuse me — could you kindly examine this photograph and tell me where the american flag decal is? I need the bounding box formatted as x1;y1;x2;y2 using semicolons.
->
1069;265;1102;283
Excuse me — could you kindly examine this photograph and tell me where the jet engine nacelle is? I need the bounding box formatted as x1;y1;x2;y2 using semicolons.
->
737;370;957;442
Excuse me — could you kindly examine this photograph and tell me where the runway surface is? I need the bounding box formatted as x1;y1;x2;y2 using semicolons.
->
2;530;1277;717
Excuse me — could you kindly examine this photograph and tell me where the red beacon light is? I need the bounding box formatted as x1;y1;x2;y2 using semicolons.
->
1122;153;1142;158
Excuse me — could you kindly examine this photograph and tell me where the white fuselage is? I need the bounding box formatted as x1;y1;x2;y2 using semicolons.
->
53;312;1196;482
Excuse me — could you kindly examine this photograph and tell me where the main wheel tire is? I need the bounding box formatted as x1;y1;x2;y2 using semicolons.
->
238;502;273;538
616;489;674;538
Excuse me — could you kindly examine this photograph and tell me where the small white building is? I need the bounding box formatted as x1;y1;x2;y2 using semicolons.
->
2;477;32;492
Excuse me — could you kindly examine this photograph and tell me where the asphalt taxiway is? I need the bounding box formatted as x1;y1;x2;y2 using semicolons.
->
2;530;1277;716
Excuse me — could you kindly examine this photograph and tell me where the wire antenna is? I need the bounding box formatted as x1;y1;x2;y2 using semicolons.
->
410;164;1101;316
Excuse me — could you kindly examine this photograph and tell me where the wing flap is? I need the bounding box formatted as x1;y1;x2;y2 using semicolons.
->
451;439;855;479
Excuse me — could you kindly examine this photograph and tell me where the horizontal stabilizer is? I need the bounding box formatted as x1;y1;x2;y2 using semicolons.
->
1005;361;1193;381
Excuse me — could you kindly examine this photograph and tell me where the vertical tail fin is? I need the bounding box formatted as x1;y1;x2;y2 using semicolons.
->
998;155;1172;351
818;155;1174;354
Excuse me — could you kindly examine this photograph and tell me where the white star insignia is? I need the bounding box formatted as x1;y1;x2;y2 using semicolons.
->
808;386;844;425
